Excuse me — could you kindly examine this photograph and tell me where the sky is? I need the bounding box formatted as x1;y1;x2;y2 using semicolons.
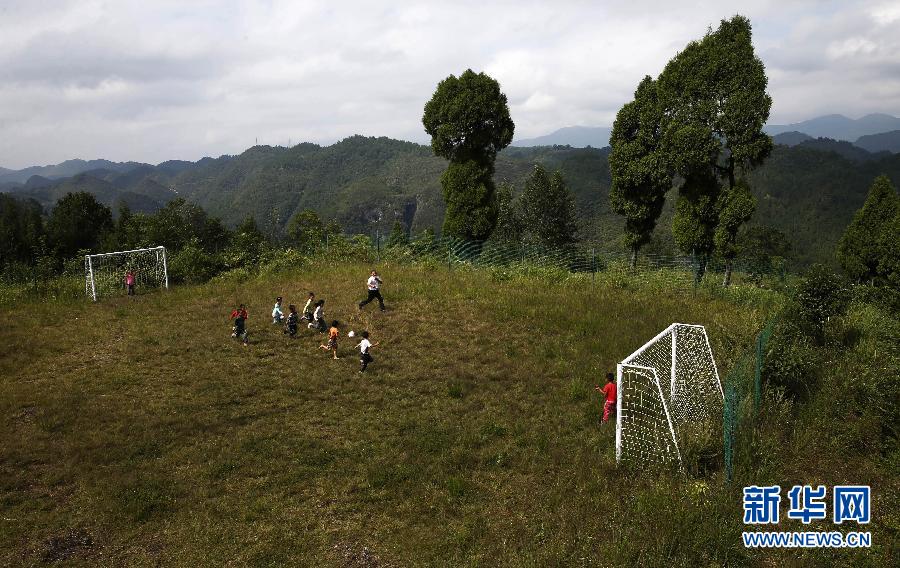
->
1;0;899;169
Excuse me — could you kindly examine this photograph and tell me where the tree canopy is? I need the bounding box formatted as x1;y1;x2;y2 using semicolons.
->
422;69;515;164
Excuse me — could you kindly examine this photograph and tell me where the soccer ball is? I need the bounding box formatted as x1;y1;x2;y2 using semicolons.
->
347;330;355;338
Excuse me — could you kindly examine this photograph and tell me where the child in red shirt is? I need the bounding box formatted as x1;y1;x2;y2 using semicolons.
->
595;372;617;423
230;304;249;346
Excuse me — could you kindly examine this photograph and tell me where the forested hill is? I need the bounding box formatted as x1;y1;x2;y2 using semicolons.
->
3;135;899;266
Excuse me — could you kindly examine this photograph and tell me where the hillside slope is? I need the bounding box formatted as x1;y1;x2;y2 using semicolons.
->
0;263;769;565
5;137;899;267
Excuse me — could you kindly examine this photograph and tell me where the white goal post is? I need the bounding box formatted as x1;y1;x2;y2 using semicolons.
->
84;246;168;301
615;323;723;468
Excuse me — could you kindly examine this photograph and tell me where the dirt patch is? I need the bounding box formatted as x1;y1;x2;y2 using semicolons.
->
333;543;387;568
41;529;94;563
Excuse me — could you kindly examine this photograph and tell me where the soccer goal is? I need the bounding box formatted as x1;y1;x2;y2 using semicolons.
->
615;323;722;467
84;246;168;301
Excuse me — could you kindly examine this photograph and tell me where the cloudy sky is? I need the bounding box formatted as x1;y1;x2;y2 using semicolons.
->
1;0;898;168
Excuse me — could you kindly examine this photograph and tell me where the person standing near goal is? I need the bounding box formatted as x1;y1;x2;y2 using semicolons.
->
358;270;385;312
595;373;617;423
124;269;136;296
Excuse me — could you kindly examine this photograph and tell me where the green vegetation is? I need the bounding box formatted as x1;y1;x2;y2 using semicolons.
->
423;69;515;241
608;76;669;266
624;15;772;282
518;164;578;247
837;175;899;284
5;137;900;271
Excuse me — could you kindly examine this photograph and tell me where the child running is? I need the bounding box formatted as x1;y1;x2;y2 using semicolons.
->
300;292;315;322
284;304;298;337
356;331;379;373
319;320;341;359
594;372;617;423
308;299;327;332
272;296;284;324
230;304;249;346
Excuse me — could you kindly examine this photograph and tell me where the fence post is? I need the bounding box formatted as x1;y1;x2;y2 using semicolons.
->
723;383;736;483
592;248;596;282
447;243;452;271
375;229;380;263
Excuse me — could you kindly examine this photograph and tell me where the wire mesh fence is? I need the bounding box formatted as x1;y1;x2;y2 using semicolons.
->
722;318;777;482
319;232;788;291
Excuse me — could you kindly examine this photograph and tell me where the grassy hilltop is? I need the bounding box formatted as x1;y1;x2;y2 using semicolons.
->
1;263;896;566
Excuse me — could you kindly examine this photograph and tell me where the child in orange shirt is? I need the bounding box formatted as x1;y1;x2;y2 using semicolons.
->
319;320;340;359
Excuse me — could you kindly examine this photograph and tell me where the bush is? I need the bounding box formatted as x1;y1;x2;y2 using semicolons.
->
762;321;819;402
794;264;850;343
258;248;306;276
168;242;224;284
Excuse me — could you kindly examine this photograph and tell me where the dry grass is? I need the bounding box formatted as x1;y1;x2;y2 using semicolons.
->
1;261;792;566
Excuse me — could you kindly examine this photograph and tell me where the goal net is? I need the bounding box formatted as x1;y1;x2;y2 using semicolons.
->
615;323;722;468
84;246;168;301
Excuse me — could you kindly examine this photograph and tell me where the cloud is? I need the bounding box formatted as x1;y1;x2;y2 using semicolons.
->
0;0;898;168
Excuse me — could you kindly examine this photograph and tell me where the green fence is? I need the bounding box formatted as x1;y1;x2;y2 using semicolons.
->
324;233;787;291
722;318;776;482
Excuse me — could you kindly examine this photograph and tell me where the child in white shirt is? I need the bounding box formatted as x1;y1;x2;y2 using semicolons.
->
356;330;379;372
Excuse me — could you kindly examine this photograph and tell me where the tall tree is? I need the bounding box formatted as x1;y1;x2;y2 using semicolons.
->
836;175;899;284
609;76;670;267
658;15;772;280
422;69;514;241
714;179;757;285
147;198;229;253
491;182;522;243
520;165;578;248
387;220;409;248
0;194;44;267
46;192;113;258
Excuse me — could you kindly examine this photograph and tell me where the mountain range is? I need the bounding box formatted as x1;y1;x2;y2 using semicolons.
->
2;134;899;268
510;114;900;153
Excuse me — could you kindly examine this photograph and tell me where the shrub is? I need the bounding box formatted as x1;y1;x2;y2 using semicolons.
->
258;248;306;275
762;321;818;402
794;264;850;343
168;241;223;284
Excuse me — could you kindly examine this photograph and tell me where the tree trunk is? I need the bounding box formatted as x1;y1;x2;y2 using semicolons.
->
695;255;708;284
723;258;733;287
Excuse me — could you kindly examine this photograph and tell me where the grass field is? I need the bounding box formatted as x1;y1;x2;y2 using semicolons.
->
1;261;891;566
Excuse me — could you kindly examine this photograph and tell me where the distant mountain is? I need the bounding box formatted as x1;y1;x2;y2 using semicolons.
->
513;126;612;148
854;130;900;154
772;131;813;146
0;159;149;185
9;171;177;214
765;114;900;142
792;138;890;162
24;175;54;189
